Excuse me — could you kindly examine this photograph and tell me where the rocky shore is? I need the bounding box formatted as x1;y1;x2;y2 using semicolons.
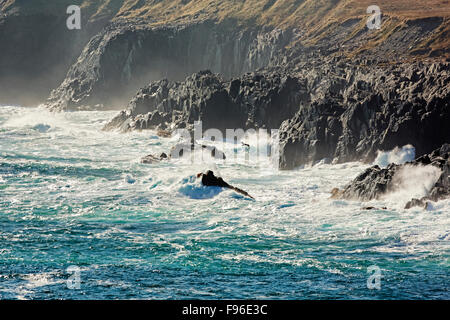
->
102;69;305;133
103;59;449;171
44;21;292;112
2;1;449;205
278;60;450;168
332;144;449;209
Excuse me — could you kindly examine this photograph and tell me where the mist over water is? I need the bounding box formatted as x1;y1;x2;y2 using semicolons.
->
0;106;449;299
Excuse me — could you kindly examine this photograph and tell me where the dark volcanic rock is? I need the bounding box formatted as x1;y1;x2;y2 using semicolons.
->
279;61;450;169
107;59;449;171
279;97;345;168
141;143;226;164
169;143;227;160
141;153;168;164
337;164;400;201
335;144;450;208
104;70;305;133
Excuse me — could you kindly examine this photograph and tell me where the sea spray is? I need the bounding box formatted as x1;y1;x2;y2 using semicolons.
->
382;164;442;203
373;145;416;168
178;175;223;199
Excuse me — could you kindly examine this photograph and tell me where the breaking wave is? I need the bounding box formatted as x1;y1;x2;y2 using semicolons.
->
373;145;416;168
0;106;449;299
383;164;442;202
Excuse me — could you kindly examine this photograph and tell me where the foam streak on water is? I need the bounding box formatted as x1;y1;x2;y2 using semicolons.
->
0;106;449;299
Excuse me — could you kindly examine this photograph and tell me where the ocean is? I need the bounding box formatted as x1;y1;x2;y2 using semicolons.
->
0;105;448;299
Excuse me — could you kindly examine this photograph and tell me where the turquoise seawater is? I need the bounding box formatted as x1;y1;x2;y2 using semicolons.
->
0;106;448;299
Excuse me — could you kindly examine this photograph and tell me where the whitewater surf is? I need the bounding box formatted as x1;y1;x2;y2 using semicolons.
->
1;106;448;299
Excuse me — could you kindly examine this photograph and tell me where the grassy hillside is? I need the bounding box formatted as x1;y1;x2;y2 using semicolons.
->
110;0;450;58
110;0;450;24
1;0;449;58
3;0;448;26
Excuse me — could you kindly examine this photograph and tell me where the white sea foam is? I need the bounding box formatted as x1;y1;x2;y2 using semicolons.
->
3;107;64;130
1;106;449;299
178;175;224;199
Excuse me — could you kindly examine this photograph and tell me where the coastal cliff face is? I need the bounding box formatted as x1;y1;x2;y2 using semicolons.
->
278;60;450;168
1;0;449;170
103;58;449;170
3;0;449;108
45;22;292;111
102;70;305;133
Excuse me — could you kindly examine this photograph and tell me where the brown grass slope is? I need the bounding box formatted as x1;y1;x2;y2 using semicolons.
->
97;0;450;59
2;0;449;58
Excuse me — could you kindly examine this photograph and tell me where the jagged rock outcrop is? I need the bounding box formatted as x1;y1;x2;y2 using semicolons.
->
332;144;450;208
103;70;305;132
105;59;449;170
279;61;450;169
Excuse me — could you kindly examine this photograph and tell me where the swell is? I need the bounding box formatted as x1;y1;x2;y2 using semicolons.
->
0;161;128;181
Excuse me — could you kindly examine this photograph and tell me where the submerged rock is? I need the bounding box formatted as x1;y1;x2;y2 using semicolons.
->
170;143;226;160
141;153;168;164
156;129;172;138
141;143;226;164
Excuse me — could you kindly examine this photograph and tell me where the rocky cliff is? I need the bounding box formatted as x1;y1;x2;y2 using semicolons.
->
102;69;305;132
45;22;292;111
2;0;449;107
278;59;450;168
104;57;449;170
1;0;449;173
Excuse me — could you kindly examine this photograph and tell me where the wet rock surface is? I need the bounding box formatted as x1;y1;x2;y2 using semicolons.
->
141;153;168;164
279;60;450;169
140;143;226;164
334;144;450;208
